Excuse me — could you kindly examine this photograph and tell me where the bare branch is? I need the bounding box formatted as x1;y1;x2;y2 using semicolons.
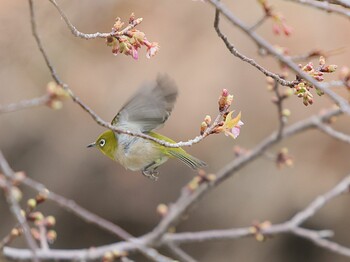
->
166;242;197;262
20;177;174;262
0;95;50;114
28;0;228;149
214;9;298;87
285;0;350;18
249;14;269;31
47;0;139;39
0;151;40;262
4;172;350;260
314;120;350;144
208;0;350;115
272;81;287;139
329;0;350;8
289;174;350;226
140;107;341;246
292;227;350;256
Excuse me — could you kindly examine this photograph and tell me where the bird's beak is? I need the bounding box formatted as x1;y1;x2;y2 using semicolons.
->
87;142;96;148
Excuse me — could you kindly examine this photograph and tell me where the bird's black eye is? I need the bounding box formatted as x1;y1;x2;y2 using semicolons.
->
99;139;106;147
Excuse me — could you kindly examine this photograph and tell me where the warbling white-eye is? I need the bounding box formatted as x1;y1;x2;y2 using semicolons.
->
87;75;206;180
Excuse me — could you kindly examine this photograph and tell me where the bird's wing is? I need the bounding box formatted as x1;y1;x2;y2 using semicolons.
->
111;74;178;132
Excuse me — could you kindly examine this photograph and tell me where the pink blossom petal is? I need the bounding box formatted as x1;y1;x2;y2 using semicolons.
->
131;47;138;60
231;120;244;139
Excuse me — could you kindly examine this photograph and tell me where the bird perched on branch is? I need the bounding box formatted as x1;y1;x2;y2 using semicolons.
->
88;75;206;181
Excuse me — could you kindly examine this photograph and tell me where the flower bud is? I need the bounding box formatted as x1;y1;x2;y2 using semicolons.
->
11;187;22;202
47;100;63;110
27;199;37;210
282;108;291;117
45;216;56;227
319;56;326;66
112;250;128;258
200;121;208;135
321;65;337;73
157;204;168;217
46;230;57;244
11;228;21;237
113;17;124;31
204;115;212;126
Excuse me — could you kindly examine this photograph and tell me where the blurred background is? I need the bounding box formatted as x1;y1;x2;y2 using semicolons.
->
1;0;350;261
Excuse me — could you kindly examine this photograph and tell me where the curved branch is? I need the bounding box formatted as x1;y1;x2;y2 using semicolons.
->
314;120;350;144
208;0;350;115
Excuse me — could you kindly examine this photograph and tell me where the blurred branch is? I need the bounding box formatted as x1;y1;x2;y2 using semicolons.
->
209;0;350;115
327;0;350;8
314;119;350;143
4;171;350;260
143;174;350;258
166;242;197;262
249;14;269;31
272;81;287;139
0;150;40;262
285;0;350;18
0;95;50;114
22;177;132;240
140;107;341;246
21;178;174;262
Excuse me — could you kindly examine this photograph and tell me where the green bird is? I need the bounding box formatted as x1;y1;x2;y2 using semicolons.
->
87;75;206;180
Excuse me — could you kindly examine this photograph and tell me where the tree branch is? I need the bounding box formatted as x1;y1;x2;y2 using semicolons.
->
214;9;298;87
314;120;350;144
208;0;350;115
0;151;40;262
286;0;350;18
0;95;50;114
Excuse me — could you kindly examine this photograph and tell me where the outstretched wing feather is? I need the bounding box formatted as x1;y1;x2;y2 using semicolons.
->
111;74;178;132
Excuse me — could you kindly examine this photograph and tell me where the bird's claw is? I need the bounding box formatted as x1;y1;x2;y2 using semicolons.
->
142;170;159;181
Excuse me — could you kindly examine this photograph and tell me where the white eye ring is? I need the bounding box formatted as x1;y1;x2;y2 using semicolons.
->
99;139;106;147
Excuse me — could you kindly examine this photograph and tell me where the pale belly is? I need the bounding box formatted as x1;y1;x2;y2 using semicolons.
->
114;136;168;171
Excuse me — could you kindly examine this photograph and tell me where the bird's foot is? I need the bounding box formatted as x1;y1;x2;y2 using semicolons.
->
142;170;159;181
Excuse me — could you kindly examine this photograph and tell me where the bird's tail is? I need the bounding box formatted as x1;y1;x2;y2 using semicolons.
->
168;150;207;170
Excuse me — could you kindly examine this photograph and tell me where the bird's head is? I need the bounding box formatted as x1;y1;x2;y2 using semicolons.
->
87;130;117;160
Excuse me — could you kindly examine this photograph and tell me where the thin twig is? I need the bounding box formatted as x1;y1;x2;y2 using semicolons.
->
141;107;341;246
286;0;350;18
21;177;174;262
214;9;298;87
249;14;269;31
272;80;286;139
48;0;140;39
0;95;50;114
29;0;225;149
314;120;350;144
4;172;350;260
38;224;49;251
209;0;350;115
0;151;40;262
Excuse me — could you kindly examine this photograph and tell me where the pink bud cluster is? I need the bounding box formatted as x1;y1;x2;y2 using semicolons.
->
106;14;159;60
293;56;337;106
200;89;243;140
